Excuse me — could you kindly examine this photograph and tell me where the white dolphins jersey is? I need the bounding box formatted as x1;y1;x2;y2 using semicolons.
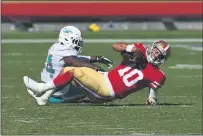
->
41;42;78;96
41;42;78;82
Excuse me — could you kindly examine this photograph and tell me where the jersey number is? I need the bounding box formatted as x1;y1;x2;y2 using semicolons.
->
118;65;143;87
46;55;55;78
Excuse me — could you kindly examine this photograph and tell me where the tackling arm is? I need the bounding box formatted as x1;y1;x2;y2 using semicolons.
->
78;55;113;68
77;55;97;63
63;56;101;71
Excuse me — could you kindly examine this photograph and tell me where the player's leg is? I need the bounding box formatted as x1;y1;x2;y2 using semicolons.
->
24;67;112;105
60;66;113;101
73;78;113;102
61;82;86;102
26;87;55;105
23;67;79;105
70;67;113;98
24;75;68;105
48;84;70;103
23;67;74;96
49;82;86;103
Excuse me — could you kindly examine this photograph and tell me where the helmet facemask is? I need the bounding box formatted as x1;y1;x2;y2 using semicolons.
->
72;37;83;54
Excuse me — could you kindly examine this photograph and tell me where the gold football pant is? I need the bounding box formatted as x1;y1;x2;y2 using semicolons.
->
61;67;111;98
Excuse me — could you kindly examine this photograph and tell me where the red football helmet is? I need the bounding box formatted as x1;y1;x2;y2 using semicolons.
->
146;40;171;65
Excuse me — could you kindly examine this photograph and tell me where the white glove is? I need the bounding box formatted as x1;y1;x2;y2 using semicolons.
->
145;98;157;106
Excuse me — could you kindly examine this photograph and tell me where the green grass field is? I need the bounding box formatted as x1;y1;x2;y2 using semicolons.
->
1;31;202;135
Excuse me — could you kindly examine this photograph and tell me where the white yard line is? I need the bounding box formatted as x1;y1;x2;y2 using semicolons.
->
2;85;23;88
175;44;202;51
2;77;40;80
2;38;203;44
2;53;47;56
160;96;199;98
43;105;195;108
6;116;53;120
169;64;202;69
6;60;43;64
168;75;202;78
2;77;19;80
2;96;21;99
15;119;36;123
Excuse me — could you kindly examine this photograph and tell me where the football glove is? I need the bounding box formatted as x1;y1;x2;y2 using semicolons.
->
96;56;113;69
95;67;106;72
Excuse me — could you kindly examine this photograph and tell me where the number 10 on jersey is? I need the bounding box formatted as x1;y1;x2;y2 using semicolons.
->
118;65;144;87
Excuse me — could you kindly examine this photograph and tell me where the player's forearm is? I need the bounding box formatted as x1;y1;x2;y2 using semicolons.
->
148;88;158;100
90;56;98;63
112;42;128;52
72;61;99;70
145;88;158;106
63;56;99;70
112;42;136;52
78;55;91;62
78;55;98;63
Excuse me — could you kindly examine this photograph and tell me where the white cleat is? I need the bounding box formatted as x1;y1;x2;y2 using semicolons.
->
23;76;45;96
26;88;48;106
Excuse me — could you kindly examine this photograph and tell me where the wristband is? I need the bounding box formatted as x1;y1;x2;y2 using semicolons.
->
126;44;134;52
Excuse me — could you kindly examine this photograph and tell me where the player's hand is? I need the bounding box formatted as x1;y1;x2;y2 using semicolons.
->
95;67;106;72
96;56;113;69
145;98;157;106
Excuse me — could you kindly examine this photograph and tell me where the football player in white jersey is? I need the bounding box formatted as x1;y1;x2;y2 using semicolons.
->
26;26;113;105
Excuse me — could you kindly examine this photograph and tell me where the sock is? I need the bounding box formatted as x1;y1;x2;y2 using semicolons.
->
49;97;64;103
53;71;73;88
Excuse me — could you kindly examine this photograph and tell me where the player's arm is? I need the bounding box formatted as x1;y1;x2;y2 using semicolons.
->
77;55;96;62
78;55;113;68
112;42;138;53
145;88;158;106
112;42;143;62
146;76;166;106
63;56;104;71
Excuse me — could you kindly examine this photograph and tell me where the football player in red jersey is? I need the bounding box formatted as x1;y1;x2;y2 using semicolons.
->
23;40;171;106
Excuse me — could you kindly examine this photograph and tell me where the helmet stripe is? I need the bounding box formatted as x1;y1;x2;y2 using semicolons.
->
164;44;170;51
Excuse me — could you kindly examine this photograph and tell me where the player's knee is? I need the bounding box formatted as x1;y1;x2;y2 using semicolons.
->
61;67;75;74
81;67;92;72
74;68;85;78
103;91;111;97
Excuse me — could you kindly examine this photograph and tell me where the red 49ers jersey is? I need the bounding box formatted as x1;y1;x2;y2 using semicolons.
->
107;43;166;98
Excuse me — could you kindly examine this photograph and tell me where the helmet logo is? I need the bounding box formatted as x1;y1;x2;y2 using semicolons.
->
64;29;72;33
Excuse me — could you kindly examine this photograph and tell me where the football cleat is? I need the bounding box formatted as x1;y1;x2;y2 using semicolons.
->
23;76;45;96
26;88;48;106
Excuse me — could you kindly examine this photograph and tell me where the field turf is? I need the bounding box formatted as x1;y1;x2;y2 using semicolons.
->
1;31;202;135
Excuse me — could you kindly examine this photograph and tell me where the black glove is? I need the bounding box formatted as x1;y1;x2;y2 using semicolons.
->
96;56;113;68
95;67;106;72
